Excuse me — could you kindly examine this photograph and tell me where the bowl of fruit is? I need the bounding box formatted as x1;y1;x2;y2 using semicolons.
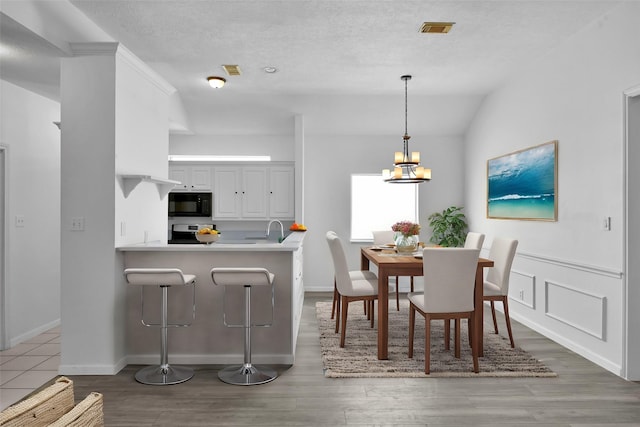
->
289;223;307;232
195;228;220;244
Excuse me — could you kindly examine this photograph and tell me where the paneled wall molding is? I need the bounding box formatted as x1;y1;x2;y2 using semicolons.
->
518;251;622;279
509;269;535;309
545;280;606;340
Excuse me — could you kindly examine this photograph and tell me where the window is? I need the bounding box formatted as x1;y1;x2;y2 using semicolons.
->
350;174;418;242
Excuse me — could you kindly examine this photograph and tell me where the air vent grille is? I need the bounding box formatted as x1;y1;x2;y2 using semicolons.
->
222;65;241;76
420;22;455;34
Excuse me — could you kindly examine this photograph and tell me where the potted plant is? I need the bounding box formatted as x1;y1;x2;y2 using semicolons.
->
427;206;468;247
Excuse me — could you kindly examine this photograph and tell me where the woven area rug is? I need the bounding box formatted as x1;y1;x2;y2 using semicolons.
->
316;301;557;378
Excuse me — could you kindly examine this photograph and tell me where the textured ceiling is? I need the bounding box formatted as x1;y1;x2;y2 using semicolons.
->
0;1;624;135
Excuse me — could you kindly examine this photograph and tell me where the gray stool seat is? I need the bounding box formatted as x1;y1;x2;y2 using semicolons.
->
211;267;277;385
124;268;196;385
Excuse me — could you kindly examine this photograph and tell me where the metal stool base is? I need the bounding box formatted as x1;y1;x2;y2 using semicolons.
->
135;364;194;386
218;363;277;386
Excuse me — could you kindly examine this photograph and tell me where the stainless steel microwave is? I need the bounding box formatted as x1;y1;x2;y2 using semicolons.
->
168;192;212;217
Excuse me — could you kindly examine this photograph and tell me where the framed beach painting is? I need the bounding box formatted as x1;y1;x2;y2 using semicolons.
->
487;140;558;221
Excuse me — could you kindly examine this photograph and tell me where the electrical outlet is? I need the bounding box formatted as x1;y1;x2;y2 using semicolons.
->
519;290;524;300
71;217;85;231
15;215;25;228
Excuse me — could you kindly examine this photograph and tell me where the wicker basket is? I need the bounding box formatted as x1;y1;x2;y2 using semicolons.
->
0;377;75;427
48;392;103;427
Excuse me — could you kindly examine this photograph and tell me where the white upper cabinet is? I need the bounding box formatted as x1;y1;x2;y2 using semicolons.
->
211;164;295;220
169;165;212;191
269;166;295;218
213;167;241;218
241;167;268;218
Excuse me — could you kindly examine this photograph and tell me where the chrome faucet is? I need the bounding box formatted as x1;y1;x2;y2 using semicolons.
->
266;219;284;241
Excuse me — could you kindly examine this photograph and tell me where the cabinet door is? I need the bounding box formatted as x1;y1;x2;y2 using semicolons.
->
190;166;212;191
242;167;268;218
169;167;190;191
269;166;295;218
214;167;241;218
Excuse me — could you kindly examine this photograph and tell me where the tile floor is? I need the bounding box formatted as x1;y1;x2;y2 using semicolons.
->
0;327;60;411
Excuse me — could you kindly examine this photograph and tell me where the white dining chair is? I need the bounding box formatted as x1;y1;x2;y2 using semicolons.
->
407;247;480;374
464;232;485;250
442;231;485;348
326;231;379;347
327;231;377;325
484;237;519;348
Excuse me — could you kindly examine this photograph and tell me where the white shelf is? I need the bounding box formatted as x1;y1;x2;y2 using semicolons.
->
120;174;181;198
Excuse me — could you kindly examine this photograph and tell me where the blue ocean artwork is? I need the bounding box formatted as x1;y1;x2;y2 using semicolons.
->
488;141;557;220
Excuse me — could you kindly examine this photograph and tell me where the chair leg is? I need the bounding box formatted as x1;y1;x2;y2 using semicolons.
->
470;313;479;373
410;276;414;293
490;300;499;334
340;296;349;348
502;297;515;348
425;315;432;374
467;317;472;348
395;277;400;311
454;319;461;359
408;304;415;358
444;319;450;350
334;289;341;334
331;280;338;319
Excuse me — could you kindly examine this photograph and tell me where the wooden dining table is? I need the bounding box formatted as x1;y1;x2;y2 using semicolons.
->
360;247;494;360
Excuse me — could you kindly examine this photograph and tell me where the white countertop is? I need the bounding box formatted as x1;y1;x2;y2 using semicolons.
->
117;230;306;252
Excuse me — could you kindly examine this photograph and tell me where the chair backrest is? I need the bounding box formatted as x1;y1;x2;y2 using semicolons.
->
372;230;395;245
326;231;354;295
464;232;485;250
421;248;480;313
486;238;519;295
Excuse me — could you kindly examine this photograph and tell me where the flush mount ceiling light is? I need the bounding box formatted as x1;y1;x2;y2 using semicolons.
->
207;76;226;88
263;66;278;74
420;22;455;34
382;75;432;184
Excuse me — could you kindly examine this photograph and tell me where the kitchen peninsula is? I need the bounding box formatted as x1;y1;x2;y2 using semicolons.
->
117;231;305;366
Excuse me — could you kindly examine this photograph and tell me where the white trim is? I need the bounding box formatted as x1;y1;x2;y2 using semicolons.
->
509;310;622;376
9;319;60;348
58;356;128;376
544;280;606;340
623;83;640;380
0;145;7;350
517;250;622;279
68;42;176;96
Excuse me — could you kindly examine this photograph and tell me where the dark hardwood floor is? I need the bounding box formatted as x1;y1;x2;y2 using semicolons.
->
68;293;640;426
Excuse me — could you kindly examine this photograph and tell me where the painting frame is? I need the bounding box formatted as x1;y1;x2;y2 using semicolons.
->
487;140;558;221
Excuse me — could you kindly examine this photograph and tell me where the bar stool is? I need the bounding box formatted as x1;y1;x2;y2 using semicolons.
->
124;268;196;385
210;267;277;385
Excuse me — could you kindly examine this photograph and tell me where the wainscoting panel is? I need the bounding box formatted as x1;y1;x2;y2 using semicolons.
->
545;280;606;340
509;269;535;309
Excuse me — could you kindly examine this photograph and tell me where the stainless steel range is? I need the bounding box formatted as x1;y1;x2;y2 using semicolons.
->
168;224;214;244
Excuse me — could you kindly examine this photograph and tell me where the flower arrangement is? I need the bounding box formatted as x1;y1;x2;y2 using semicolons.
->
391;221;421;237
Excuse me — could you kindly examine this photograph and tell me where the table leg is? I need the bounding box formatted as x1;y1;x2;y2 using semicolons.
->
377;268;389;359
474;266;484;357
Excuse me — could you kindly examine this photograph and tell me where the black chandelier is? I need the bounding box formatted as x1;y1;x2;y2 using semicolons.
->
383;75;431;183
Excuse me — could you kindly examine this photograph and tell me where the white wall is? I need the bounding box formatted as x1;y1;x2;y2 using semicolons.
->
59;44;173;374
302;133;465;291
0;80;61;346
170;134;295;162
464;2;640;375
